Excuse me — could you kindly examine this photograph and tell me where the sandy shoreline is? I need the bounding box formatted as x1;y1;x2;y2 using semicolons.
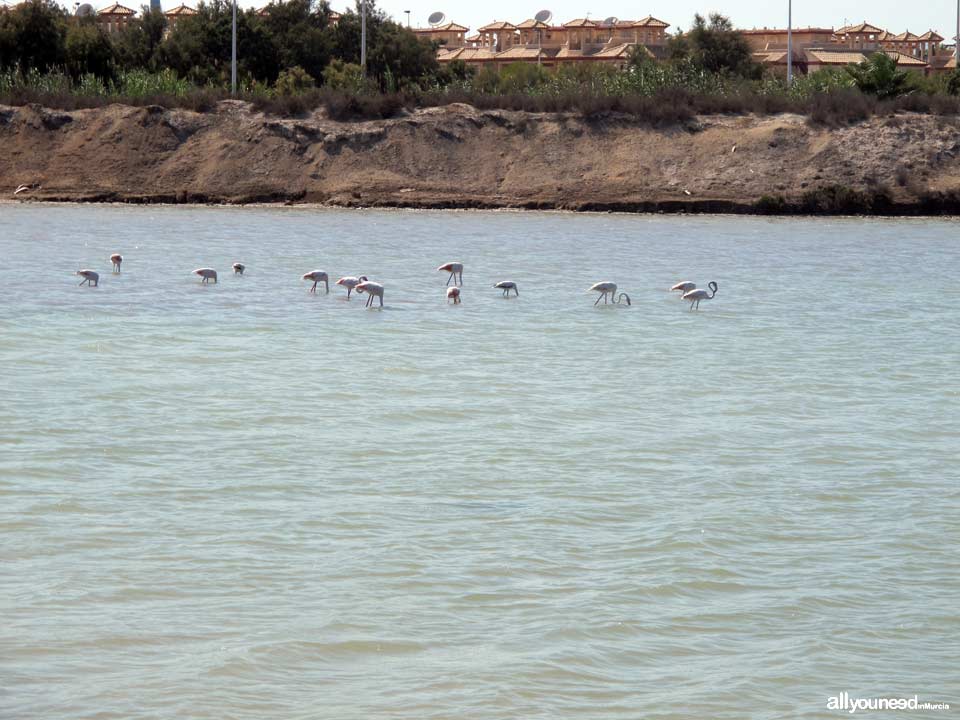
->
3;101;960;215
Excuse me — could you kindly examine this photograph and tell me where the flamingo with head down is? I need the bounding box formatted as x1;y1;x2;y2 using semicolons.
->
76;269;99;287
671;280;696;295
437;262;463;286
356;280;384;307
682;282;718;310
302;270;329;293
233;263;245;276
110;254;123;273
589;281;631;306
494;281;518;297
335;275;368;299
446;287;461;304
193;268;218;284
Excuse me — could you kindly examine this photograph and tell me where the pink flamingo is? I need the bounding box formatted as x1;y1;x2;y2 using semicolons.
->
671;280;696;295
110;254;123;273
446;286;461;304
193;268;218;284
335;275;368;299
494;280;518;297
302;270;329;293
356;280;384;307
589;281;631;306
76;269;99;287
682;282;718;310
232;263;245;275
437;262;463;286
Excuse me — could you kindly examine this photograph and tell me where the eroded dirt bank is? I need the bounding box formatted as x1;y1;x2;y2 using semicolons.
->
3;101;960;213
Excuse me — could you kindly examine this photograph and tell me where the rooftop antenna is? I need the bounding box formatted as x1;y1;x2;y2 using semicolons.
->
534;9;552;65
602;16;617;42
428;10;446;26
534;8;552;23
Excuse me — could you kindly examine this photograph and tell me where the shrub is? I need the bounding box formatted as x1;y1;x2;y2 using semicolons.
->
275;65;315;95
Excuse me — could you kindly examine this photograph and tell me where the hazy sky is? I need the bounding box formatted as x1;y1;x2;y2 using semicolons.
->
29;0;958;39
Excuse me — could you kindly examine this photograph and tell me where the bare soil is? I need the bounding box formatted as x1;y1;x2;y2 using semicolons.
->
2;101;960;213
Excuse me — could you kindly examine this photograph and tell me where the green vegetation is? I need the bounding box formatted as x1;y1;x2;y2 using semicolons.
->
3;0;960;123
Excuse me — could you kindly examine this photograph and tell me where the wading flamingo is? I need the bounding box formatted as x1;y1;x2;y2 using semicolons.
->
671;281;696;295
302;270;329;294
356;280;384;307
589;281;631;306
494;281;518;297
193;268;218;284
437;262;463;286
446;287;461;304
110;254;123;273
233;263;245;275
76;269;99;287
682;281;718;310
335;275;368;299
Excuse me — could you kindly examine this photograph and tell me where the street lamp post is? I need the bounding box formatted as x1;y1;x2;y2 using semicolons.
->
231;0;237;95
786;0;793;85
360;0;367;74
404;9;410;27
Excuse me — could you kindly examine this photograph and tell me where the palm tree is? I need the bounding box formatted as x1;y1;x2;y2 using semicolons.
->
845;52;910;99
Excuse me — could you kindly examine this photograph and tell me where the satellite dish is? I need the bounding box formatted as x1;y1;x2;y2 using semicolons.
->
534;9;552;24
428;11;446;26
602;16;618;27
76;3;94;15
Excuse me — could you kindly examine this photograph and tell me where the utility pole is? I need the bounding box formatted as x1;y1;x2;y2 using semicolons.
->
956;0;959;63
231;0;237;95
360;0;367;74
404;9;410;27
786;0;793;85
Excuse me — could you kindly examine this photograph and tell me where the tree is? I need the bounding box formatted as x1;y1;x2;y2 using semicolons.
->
259;0;334;82
679;13;760;79
65;19;116;79
113;6;167;71
0;0;67;72
845;52;910;99
158;0;280;84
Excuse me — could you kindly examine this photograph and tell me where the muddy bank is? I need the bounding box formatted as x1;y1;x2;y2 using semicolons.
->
3;101;960;214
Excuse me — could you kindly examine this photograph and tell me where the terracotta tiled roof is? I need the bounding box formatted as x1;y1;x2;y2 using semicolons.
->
516;18;549;29
592;42;633;57
563;18;598;28
164;4;195;16
496;46;547;59
465;33;480;42
892;30;920;42
477;20;516;31
98;2;135;15
415;22;469;32
877;30;893;41
805;49;867;64
742;27;833;34
918;30;944;42
634;16;669;28
887;51;927;65
838;22;883;34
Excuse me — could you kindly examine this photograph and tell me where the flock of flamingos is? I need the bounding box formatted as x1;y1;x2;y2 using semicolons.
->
75;256;720;310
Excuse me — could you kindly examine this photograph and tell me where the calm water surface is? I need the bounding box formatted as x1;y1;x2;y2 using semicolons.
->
1;205;958;719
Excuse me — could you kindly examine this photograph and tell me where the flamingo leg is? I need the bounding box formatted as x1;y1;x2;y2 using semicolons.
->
324;280;329;294
310;281;316;293
513;288;518;296
379;295;383;307
594;294;602;306
346;287;352;299
446;273;453;286
458;271;463;285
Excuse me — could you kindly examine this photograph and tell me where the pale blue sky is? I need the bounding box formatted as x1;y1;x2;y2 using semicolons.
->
32;0;958;39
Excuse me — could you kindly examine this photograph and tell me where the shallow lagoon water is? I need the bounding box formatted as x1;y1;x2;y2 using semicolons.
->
1;205;958;719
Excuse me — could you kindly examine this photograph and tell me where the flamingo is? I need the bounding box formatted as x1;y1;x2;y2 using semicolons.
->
682;281;718;310
446;287;461;304
193;268;217;284
437;262;463;286
355;280;384;307
110;254;123;273
14;183;37;196
494;281;518;297
671;281;696;295
589;281;631;306
335;275;368;299
233;263;245;276
302;270;329;293
76;269;99;287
